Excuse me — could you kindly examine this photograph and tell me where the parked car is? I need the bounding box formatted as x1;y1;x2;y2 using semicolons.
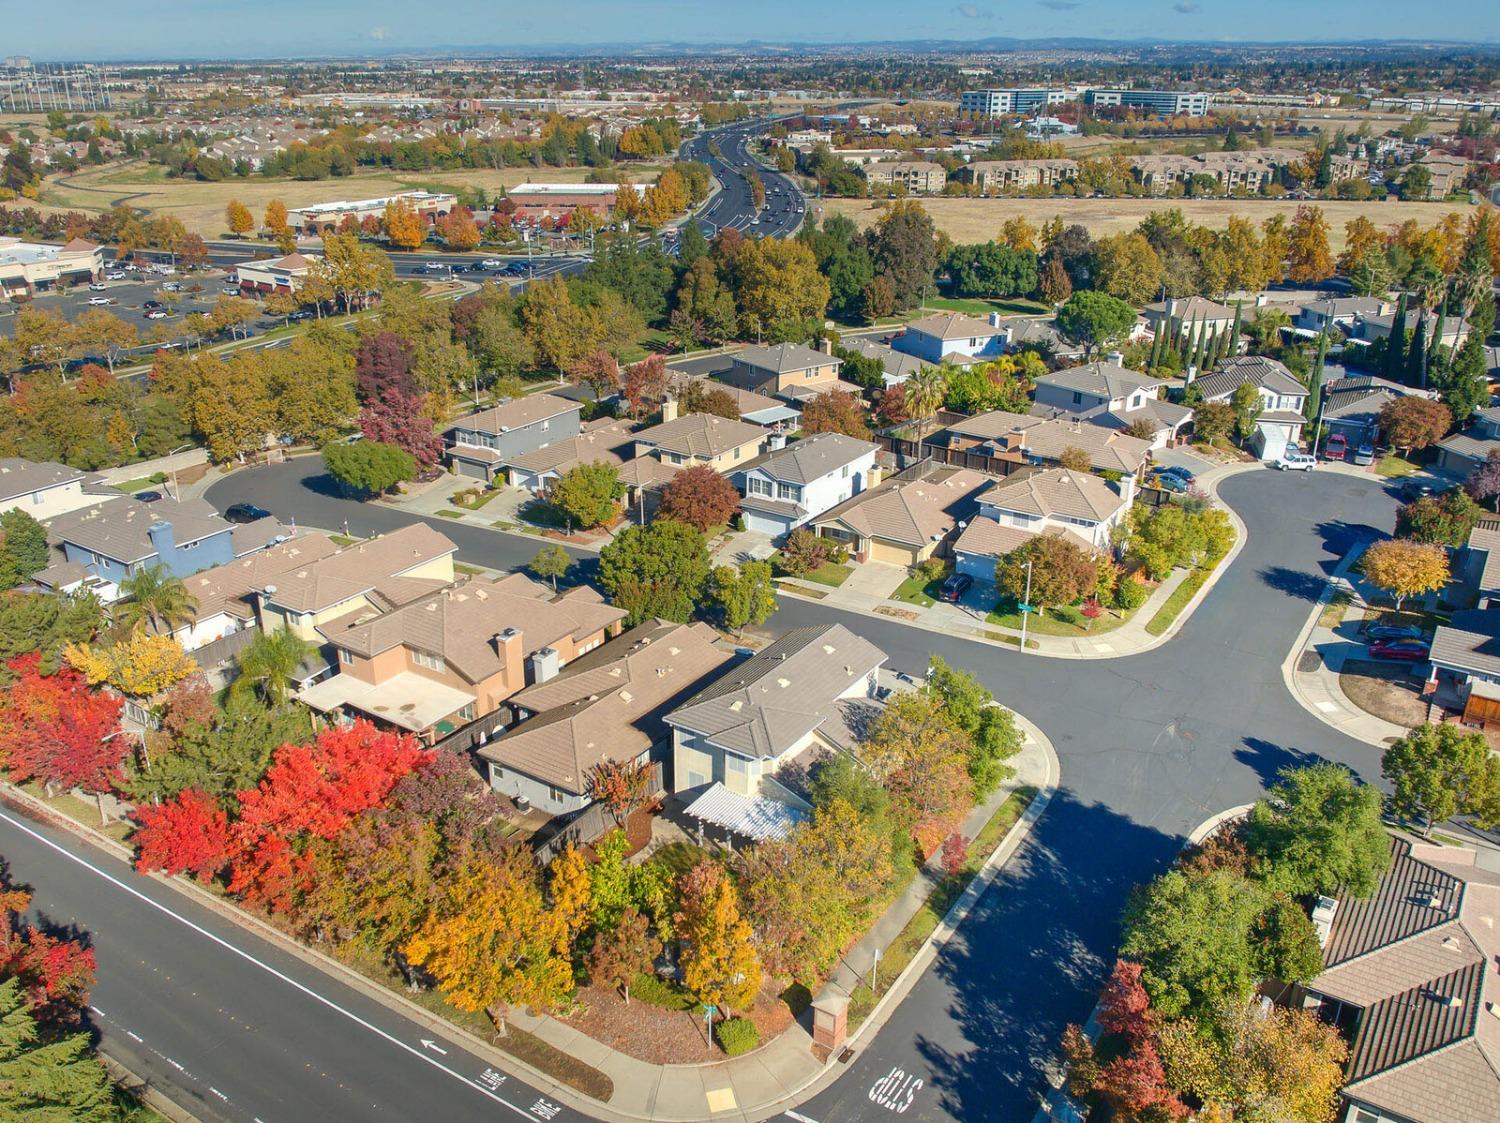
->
135;490;164;503
938;572;973;603
1400;480;1435;502
1324;433;1348;461
1152;465;1196;485
1365;623;1425;641
1153;473;1189;493
104;270;126;281
143;309;168;320
223;502;272;524
161;281;181;292
221;285;240;295
85;296;112;306
1353;443;1376;466
1369;640;1431;662
88;281;107;291
142;299;163;310
1273;451;1316;471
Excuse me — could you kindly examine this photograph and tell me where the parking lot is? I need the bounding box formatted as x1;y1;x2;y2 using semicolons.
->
0;263;242;340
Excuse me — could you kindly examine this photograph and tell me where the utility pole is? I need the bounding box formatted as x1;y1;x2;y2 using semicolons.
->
1019;559;1034;654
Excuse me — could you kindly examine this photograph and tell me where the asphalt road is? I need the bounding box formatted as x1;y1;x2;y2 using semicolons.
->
191;458;1403;1122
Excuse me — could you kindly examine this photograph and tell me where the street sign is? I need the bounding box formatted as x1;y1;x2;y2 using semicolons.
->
1018;603;1034;614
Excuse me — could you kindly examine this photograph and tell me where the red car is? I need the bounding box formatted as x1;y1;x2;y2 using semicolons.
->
1324;433;1348;462
1369;640;1431;662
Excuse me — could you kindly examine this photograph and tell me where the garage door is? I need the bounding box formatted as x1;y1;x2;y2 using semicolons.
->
955;552;996;582
453;457;489;481
744;511;792;537
868;540;919;566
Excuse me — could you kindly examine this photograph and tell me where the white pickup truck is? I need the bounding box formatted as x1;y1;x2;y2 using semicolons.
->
1273;451;1316;471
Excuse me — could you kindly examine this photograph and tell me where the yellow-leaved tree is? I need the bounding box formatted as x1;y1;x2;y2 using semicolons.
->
546;843;593;956
263;199;289;239
383;198;427;251
226;199;254;237
1359;538;1449;611
403;846;571;1033
1286;204;1334;284
66;628;197;698
676;860;761;1016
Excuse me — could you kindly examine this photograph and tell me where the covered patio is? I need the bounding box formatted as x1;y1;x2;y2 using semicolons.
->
297;670;475;737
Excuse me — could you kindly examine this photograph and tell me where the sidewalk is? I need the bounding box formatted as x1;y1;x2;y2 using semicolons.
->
1281;538;1412;748
507;718;1059;1123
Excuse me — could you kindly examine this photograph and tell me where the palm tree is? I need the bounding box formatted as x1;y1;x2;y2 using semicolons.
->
903;365;949;447
235;628;312;705
115;564;197;635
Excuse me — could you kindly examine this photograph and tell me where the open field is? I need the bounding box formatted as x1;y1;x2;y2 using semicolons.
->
37;160;669;238
817;195;1473;251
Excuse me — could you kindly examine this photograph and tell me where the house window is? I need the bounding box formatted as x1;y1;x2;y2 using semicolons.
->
1072;391;1083;405
748;477;773;498
412;650;446;672
338;648;352;665
541;419;549;430
777;482;799;501
30;491;41;506
733;447;741;460
548;785;565;803
454;702;476;722
841;465;850;478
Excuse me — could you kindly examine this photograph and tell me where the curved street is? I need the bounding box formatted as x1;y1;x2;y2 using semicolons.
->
189;459;1402;1120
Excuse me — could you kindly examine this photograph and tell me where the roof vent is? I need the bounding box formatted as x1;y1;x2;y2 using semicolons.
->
729;700;743;712
777;677;791;689
1442;936;1461;951
1441;994;1464;1009
822;644;836;655
619;691;633;703
1426;892;1445;909
668;646;681;656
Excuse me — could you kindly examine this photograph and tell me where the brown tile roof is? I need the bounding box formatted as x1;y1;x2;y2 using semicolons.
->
184;533;339;623
947;410;1153;475
634;412;766;460
812;468;994;549
265;524;457;614
502;419;638;475
479;619;730;794
319;574;625;684
449;393;581;436
953;517;1095;562
904;311;995;339
1322;837;1465;967
980;467;1126;524
1346;1038;1500;1123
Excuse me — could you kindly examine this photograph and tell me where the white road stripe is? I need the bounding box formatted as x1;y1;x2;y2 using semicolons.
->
0;809;540;1121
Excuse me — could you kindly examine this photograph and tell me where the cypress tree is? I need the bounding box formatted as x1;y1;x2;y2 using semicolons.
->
0;979;120;1123
1187;320;1204;369
1148;323;1163;371
1428;310;1447;386
1228;300;1243;358
1306;332;1329;423
1385;294;1408;381
1204;326;1221;369
1406;311;1428;386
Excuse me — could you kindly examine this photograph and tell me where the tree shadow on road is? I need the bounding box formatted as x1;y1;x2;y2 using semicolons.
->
1234;735;1323;790
1257;565;1330;601
1312;519;1382;564
903;792;1178;1122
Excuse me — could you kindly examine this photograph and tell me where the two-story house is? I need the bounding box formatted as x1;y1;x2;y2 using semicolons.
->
254;523;458;643
631;411;767;474
301;573;627;741
444;394;584;484
1142;295;1238;344
47;498;288;602
893;312;1002;365
668;623;888;844
733;432;880;538
721;343;849;405
953;467;1129;584
931;409;1152;482
1033;363;1191;448
0;458;119;520
1294;297;1388;336
502;418;640;494
1436;406;1500;474
172;533;341;653
1194;355;1309;460
478;618;731;821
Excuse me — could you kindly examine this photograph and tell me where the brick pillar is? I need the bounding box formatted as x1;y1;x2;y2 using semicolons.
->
812;993;849;1052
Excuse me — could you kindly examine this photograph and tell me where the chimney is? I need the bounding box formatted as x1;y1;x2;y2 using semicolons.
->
528;645;561;684
491;627;523;679
146;520;175;559
1105;350;1124;366
768;432;786;450
1310;896;1339;948
661;396;679;424
988;311;1002;328
1184;365;1197;385
820;336;833;356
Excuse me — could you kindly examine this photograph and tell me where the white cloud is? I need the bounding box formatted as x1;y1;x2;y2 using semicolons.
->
368;25;391;40
952;3;995;19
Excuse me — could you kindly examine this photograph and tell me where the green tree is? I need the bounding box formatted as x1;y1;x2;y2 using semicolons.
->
1396;487;1483;547
233;627;313;705
0;509;50;590
1382;722;1500;835
1056;291;1137;355
0;978;122;1123
1192;400;1236;445
996;534;1097;615
708;560;777;635
528;545;571;591
550;462;624;531
114;563;198;634
867;199;940;310
924;655;1022;796
598;519;712;625
1229;382;1264;443
1242;763;1390;898
322;440;416;496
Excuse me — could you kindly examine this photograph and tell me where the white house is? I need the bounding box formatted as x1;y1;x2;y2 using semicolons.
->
1194;355;1309;460
893;312;1003;365
733;432;880;538
953;467;1129;583
1032;363;1191;449
0;458;118;521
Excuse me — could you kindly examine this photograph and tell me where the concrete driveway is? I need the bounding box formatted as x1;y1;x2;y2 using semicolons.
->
841;559;909;599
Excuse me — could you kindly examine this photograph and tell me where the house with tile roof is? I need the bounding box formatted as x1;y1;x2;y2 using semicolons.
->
1320;376;1435;447
1194;354;1310;460
723;342;843;400
1142;295;1238;341
733;432;880;537
1288;834;1500;1123
667;623;888;842
839;337;936;388
0;457;119;521
478;619;731;818
1033;363;1191;449
952;467;1127;583
300;573;626;741
933;409;1153;480
444;394;584;484
811;467;995;567
666;376;801;428
992;317;1087;364
500;418;640;493
1435;407;1500;475
893;311;1003;365
173;533;340;653
631;411;767;474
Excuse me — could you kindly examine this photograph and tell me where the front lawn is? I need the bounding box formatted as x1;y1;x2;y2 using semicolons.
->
1375;454;1421;478
985;597;1125;637
890;564;947;608
770;552;853;587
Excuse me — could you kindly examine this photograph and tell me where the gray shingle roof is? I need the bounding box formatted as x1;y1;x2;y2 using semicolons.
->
447;393;581;436
634;413;766;459
904;311;996;340
734;342;836;374
745;433;877;485
666;624;886;759
1038;362;1164;401
1429;608;1500;679
48;497;236;565
1194;354;1307;401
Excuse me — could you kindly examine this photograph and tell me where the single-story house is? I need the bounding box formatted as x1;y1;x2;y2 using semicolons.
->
1320;375;1435;447
1435;407;1500;475
1427;605;1500;726
839;338;935;388
932;409;1152;482
1033;362;1190;449
811;468;995;566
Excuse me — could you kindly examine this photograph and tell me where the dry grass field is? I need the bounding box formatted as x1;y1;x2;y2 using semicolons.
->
35;161;669;238
817;195;1475;252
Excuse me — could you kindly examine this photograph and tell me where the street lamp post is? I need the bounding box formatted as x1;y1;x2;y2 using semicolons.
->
1019;559;1034;654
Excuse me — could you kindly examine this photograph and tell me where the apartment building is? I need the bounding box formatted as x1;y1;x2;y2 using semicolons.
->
862;161;948;194
951;159;1079;193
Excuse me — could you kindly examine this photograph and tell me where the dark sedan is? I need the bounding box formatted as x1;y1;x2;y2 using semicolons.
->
223;502;272;524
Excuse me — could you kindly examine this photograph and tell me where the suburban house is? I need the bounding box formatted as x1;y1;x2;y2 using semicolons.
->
1193;355;1310;460
993;317;1087;364
1294;297;1388;336
953;468;1129;583
1435;406;1500;474
1286;834;1500;1123
1427;602;1500;725
444;394;584;484
255;524;458;643
1142;295;1239;343
631;411;767;473
892;312;1002;365
667;624;888;843
722;343;844;401
1033;363;1190;449
301;573;627;741
173;533;340;653
1321;375;1434;447
501;418;640;494
930;409;1152;481
1460;526;1500;611
1354;311;1468;353
733;432;880;537
0;458;117;520
478;619;731;819
47;498;288;599
666;376;801;428
839;338;935;387
811;467;994;566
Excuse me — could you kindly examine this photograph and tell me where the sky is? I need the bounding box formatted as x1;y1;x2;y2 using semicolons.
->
10;0;1500;61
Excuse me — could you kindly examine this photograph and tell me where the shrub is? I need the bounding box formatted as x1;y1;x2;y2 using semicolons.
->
715;1016;759;1057
916;557;946;583
629;972;692;1011
1114;576;1149;611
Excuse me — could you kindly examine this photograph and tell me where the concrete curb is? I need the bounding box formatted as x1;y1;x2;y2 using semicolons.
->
99;1051;201;1123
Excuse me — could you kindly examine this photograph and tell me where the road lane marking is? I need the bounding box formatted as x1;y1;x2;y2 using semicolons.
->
868;1066;923;1114
0;809;541;1121
784;1111;821;1123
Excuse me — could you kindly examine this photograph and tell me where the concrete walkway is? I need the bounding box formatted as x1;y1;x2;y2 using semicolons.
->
506;718;1059;1123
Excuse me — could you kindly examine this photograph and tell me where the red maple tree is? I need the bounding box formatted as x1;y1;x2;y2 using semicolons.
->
0;880;97;1032
134;788;232;884
657;464;741;530
0;653;124;798
1097;959;1156;1045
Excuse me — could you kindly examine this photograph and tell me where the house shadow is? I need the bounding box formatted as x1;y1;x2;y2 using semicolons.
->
899;792;1179;1122
1312;520;1384;566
